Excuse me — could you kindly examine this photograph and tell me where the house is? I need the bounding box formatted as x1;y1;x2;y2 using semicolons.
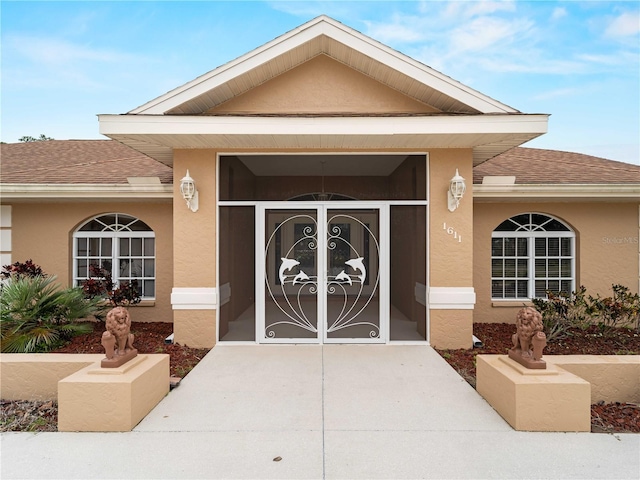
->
2;16;638;349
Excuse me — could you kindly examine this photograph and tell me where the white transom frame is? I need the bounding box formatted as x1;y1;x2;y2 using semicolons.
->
256;202;389;344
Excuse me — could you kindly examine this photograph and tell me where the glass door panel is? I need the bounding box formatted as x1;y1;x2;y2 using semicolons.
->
325;209;381;342
263;209;319;341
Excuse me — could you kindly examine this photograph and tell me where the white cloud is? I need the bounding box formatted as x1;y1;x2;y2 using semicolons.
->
533;87;586;101
551;7;567;21
2;34;153;93
363;15;428;43
474;56;587;75
441;0;515;20
464;0;516;18
449;16;534;53
605;11;640;38
7;35;134;65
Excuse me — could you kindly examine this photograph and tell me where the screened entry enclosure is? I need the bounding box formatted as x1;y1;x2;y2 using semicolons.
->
218;154;428;344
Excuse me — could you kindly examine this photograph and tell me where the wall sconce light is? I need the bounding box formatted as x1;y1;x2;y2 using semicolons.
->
447;168;466;212
180;170;199;212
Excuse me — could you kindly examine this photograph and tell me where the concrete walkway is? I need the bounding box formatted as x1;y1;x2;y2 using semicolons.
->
1;345;638;479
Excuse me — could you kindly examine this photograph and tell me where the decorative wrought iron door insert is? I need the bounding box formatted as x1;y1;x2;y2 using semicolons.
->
263;208;381;342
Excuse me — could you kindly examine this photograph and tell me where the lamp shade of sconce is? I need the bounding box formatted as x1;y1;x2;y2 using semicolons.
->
179;170;199;212
447;168;466;212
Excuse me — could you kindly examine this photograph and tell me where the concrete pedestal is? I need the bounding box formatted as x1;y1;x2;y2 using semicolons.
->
477;355;591;432
58;354;169;432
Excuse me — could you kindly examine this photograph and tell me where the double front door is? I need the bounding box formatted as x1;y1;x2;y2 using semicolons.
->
257;204;387;343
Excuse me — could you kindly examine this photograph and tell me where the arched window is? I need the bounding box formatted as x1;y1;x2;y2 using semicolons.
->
73;214;156;299
491;213;575;299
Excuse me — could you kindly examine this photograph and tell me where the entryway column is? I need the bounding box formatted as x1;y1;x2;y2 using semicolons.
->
171;149;218;348
428;149;475;349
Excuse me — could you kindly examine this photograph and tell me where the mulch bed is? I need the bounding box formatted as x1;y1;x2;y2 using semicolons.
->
436;323;640;434
51;321;210;378
1;321;209;433
2;322;638;433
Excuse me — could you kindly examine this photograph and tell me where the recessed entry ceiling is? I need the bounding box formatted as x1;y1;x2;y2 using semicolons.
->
235;154;411;176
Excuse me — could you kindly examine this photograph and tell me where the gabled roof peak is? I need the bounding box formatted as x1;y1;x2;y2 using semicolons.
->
129;15;518;116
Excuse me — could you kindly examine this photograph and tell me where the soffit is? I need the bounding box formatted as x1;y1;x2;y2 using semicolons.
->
99;113;548;167
129;16;518;116
102;16;543;167
164;37;477;115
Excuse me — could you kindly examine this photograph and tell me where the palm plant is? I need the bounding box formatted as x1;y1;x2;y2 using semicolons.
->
1;275;101;353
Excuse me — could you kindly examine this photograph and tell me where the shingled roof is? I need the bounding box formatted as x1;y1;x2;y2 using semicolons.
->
474;147;640;184
1;140;173;184
2;140;638;186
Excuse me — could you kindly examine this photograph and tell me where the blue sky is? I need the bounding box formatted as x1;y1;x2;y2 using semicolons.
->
2;1;639;164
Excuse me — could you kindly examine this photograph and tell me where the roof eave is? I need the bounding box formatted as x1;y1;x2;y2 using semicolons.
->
99;113;548;167
129;16;518;116
0;184;174;202
473;184;640;202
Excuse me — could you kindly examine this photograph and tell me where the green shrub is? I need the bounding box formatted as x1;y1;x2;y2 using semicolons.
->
0;275;101;353
588;285;640;333
532;284;640;341
531;286;590;342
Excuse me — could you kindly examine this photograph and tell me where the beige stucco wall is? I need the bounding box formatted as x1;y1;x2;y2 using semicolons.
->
0;353;102;401
546;355;640;404
474;201;640;323
429;150;474;286
7;201;173;323
173;150;217;287
477;355;591;432
58;354;169;432
428;149;474;348
172;150;218;347
209;54;439;115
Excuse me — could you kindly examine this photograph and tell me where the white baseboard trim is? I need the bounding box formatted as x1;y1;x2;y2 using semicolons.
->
171;287;217;310
429;287;476;310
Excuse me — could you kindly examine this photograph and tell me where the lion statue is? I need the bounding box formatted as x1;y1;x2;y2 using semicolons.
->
102;306;135;359
511;306;546;362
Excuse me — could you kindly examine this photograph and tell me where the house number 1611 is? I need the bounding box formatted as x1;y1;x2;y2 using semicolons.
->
443;222;462;243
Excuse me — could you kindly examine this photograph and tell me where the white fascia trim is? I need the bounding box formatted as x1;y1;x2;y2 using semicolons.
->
171;287;218;310
99;114;548;137
0;184;173;200
318;23;516;114
473;184;640;200
129;18;333;114
129;17;517;115
429;287;476;310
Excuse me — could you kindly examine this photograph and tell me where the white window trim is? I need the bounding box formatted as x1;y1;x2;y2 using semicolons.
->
73;214;156;300
491;214;575;301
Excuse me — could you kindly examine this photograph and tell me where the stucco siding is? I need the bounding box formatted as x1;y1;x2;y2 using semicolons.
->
7;202;173;323
173;149;217;288
429;149;474;287
208;54;439;115
473;201;640;323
